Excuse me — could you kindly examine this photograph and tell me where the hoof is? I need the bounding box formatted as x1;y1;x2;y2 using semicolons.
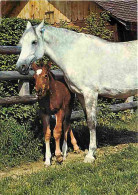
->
74;148;80;154
63;156;66;161
56;155;63;164
84;156;95;163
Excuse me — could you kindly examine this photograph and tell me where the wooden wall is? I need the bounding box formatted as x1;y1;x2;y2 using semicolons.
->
2;0;118;41
9;0;101;24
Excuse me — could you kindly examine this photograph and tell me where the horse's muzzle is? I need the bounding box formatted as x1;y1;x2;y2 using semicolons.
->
17;64;29;75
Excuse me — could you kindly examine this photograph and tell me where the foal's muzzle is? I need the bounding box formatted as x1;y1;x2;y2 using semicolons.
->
36;88;46;98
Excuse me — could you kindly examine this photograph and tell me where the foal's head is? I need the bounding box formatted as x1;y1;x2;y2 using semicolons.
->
32;62;50;98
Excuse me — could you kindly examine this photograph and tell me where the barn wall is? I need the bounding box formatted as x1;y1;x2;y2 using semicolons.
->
9;0;101;24
4;0;119;41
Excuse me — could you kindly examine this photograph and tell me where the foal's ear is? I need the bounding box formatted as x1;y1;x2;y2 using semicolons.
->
26;21;32;30
32;62;38;71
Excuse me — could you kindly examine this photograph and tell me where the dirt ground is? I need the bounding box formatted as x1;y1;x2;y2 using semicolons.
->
0;143;134;180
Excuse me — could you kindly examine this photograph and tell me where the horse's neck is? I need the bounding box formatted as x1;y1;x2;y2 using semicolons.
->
43;27;79;66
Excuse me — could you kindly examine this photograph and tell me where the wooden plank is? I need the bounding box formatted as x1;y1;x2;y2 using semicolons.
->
78;1;84;20
33;0;40;19
57;1;65;22
39;0;43;20
62;1;68;22
66;1;71;22
0;71;34;80
29;0;34;19
71;101;138;120
71;1;78;21
22;2;30;19
90;2;96;13
49;2;54;24
17;2;25;19
0;46;21;55
52;1;60;23
0;95;137;117
83;1;90;19
109;101;138;112
0;95;38;105
0;70;63;81
44;0;50;23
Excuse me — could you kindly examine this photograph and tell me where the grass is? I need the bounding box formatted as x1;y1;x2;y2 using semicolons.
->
0;110;137;194
0;144;137;195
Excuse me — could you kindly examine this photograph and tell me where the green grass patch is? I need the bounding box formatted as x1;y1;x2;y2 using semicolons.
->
0;145;137;195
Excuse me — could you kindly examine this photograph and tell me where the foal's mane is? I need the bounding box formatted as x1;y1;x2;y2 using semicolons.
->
48;70;55;81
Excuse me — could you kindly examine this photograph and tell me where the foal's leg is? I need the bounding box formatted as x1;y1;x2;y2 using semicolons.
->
62;108;79;160
53;109;64;163
83;91;98;163
41;114;51;166
62;124;79;160
70;129;79;153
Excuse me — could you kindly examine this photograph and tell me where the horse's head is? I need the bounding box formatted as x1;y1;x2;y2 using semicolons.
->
16;20;45;75
32;62;50;98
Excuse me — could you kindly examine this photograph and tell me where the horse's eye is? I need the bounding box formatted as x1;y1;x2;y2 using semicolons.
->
45;74;48;78
32;40;37;45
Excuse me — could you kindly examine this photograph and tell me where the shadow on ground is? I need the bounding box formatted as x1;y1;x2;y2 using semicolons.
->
72;124;138;151
32;116;137;159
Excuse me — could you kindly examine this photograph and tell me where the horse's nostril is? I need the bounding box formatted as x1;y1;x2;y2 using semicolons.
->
20;64;29;75
22;64;28;70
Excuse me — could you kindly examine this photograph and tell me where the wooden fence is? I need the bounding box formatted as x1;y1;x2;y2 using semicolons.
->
0;46;137;121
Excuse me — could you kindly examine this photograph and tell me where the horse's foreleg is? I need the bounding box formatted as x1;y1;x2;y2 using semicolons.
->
41;114;51;166
83;91;98;163
53;110;64;163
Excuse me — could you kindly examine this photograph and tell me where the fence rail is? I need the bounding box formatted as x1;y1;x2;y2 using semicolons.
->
0;46;21;54
0;70;63;80
0;45;137;121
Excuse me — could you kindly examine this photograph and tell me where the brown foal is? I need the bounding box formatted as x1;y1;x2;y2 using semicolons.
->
32;62;79;166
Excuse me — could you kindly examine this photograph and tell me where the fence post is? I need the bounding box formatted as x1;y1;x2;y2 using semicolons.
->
18;80;30;96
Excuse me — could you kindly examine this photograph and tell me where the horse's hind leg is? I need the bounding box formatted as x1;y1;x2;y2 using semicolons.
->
41;113;51;166
53;109;64;163
83;91;98;163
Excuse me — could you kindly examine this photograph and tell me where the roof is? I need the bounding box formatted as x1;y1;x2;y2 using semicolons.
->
96;0;137;23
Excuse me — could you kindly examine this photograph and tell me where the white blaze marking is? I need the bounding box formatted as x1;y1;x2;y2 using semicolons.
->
36;69;42;75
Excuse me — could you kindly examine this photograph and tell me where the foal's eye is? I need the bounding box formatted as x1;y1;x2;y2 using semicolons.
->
32;40;37;45
45;74;48;78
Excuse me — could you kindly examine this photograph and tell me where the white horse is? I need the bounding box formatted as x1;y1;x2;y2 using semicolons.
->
16;21;138;163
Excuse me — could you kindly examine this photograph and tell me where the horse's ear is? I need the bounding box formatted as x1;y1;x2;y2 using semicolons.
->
32;62;38;71
36;20;44;33
26;21;32;30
